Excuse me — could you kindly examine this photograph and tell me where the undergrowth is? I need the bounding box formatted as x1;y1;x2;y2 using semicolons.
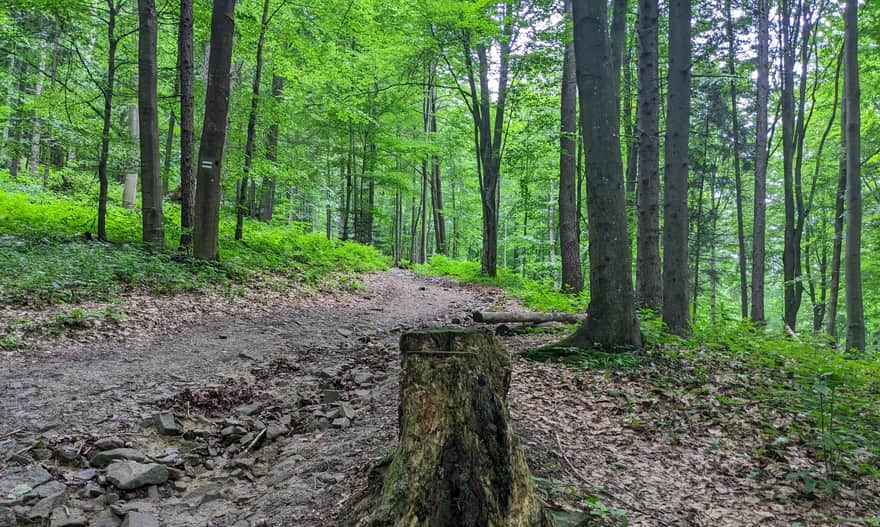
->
0;173;387;305
415;255;589;313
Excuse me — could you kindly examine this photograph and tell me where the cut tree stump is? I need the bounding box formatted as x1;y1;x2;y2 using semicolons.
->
367;327;554;527
473;310;585;324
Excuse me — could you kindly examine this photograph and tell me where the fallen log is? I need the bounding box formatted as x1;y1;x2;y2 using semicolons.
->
473;310;585;324
366;327;554;527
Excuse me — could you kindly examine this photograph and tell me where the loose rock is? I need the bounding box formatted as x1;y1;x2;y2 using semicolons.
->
106;462;169;490
89;449;148;468
121;511;159;527
153;413;181;436
93;437;126;451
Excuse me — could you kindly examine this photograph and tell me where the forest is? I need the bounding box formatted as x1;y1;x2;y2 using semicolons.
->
0;0;879;525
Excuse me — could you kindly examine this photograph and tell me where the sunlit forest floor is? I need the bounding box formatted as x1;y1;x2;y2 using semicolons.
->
2;267;878;526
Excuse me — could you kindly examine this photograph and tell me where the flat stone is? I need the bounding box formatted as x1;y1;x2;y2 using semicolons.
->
27;490;67;520
236;402;262;416
339;402;356;420
353;371;373;385
49;507;87;526
91;509;122;527
52;445;78;463
106;462;168;491
153;413;181;436
220;425;247;441
33;480;67;499
0;464;52;498
238;351;261;361
89;449;147;468
321;390;341;404
183;483;223;508
331;417;350;429
94;438;126;451
353;389;372;400
73;468;97;481
265;423;289;441
121;511;159;527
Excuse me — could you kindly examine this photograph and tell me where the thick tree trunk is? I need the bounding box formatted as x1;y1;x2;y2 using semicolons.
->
236;0;270;241
566;0;641;350
558;0;583;294
663;0;691;334
139;0;165;249
844;0;865;352
365;328;553;527
193;0;236;260
726;0;748;319
751;0;770;324
635;0;661;310
178;0;195;250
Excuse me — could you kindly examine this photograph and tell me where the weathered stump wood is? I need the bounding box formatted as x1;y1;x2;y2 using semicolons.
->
473;310;585;324
368;327;554;527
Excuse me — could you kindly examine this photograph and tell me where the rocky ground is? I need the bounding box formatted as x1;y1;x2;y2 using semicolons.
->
1;269;877;526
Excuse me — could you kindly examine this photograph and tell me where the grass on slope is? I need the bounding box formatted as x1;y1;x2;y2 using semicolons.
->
0;175;387;305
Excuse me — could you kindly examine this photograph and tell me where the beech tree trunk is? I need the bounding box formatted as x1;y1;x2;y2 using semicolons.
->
751;0;770;324
123;103;139;209
138;0;165;248
567;0;641;350
193;0;236;260
635;0;661;309
259;74;284;222
558;0;583;294
178;0;195;250
366;328;553;527
663;0;691;334
96;1;120;242
844;0;865;352
826;78;846;339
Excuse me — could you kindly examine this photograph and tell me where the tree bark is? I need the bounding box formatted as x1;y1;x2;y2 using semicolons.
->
663;0;691;334
236;0;270;241
28;42;46;178
139;0;165;249
123;103;139;209
259;74;284;222
566;0;641;350
96;0;119;242
725;0;748;319
193;0;236;260
844;0;865;352
750;0;770;324
635;0;661;310
780;0;800;330
558;0;583;294
178;0;196;250
826;73;846;339
365;328;553;527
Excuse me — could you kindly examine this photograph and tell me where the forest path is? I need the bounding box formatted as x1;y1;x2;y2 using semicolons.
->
0;269;872;526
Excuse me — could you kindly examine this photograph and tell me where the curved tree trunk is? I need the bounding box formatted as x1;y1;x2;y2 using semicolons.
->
366;328;553;527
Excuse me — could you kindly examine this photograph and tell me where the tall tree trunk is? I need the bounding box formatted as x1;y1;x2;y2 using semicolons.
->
178;0;195;250
7;59;25;179
844;0;865;352
96;1;119;242
419;162;428;263
139;0;165;248
123;103;138;209
193;0;236;260
751;0;770;324
427;65;447;255
43;33;59;185
28;41;46;177
781;0;800;330
342;125;354;240
162;104;175;195
826;78;846;339
610;0;628;111
558;0;583;293
635;0;660;309
259;74;284;222
565;0;641;350
236;0;270;241
1;51;15;164
663;0;692;334
725;0;748;319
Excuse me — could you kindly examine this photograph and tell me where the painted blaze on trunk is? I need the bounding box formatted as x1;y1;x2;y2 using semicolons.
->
367;328;553;527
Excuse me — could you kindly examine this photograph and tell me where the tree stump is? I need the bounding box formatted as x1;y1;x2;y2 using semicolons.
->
368;327;554;527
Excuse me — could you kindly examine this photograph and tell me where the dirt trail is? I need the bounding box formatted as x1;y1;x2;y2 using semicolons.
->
1;269;876;527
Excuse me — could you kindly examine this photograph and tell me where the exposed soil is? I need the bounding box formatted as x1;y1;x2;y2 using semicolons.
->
1;269;877;526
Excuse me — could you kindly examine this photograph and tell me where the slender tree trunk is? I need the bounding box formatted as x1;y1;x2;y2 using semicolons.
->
635;0;661;309
96;2;119;242
236;0;270;241
162;105;175;195
139;0;165;248
8;59;25;180
178;0;195;250
844;0;865;352
751;0;770;324
28;42;47;177
342;125;354;240
426;66;447;255
781;0;799;330
259;74;284;222
692;152;706;319
419;161;428;263
558;0;583;293
43;34;59;185
193;0;236;260
663;0;692;334
565;0;641;350
725;0;748;319
826;81;846;339
1;51;15;164
123;103;138;209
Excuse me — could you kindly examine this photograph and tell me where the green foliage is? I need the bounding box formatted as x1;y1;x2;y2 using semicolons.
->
0;176;387;306
415;255;589;313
